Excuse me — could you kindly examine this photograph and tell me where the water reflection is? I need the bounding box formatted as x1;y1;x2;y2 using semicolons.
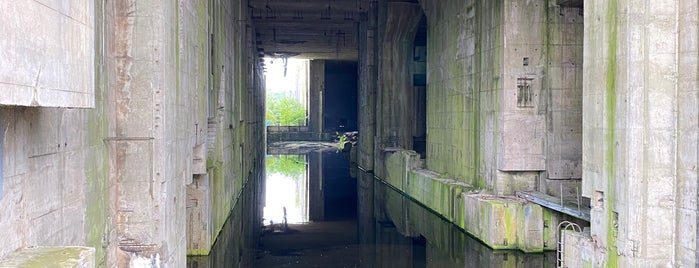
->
359;171;556;267
188;149;556;267
264;155;308;225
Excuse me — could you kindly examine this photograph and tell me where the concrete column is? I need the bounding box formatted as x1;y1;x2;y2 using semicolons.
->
358;5;378;170
111;1;187;266
308;60;325;133
577;1;699;266
376;3;422;150
493;1;548;195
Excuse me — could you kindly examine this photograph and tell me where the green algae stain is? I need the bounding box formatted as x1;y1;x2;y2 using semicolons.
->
604;0;619;266
1;247;93;268
83;1;112;264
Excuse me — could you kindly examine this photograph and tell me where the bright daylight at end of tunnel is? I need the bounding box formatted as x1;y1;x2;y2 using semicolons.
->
0;0;697;267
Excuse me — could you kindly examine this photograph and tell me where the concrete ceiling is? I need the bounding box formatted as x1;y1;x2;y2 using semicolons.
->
250;0;370;61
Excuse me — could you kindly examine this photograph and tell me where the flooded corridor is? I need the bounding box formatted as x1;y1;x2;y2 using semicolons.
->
188;148;555;267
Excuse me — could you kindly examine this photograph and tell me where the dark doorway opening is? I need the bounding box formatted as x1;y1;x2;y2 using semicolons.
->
323;61;358;133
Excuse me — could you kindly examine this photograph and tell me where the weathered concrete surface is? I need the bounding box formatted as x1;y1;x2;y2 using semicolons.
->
0;0;265;266
409;0;583;195
187;165;264;267
308;60;324;133
0;0;113;264
0;1;94;108
577;0;699;266
357;3;378;171
561;229;594;267
357;0;587;252
0;247;95;268
379;149;554;252
370;173;557;266
376;2;422;152
544;4;583;183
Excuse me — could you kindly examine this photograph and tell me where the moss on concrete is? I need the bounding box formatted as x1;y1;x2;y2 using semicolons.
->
0;247;94;268
604;0;619;266
83;1;111;264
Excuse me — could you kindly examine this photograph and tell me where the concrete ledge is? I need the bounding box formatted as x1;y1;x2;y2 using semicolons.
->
461;194;545;253
267;131;332;142
0;247;95;268
380;148;554;253
463;194;521;250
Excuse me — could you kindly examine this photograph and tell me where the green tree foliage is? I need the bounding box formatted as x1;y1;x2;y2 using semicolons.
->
266;94;306;126
266;155;306;178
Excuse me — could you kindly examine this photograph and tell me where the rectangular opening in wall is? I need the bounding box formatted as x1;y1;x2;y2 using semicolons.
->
264;57;310;127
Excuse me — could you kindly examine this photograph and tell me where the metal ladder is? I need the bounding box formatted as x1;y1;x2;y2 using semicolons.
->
557;221;582;267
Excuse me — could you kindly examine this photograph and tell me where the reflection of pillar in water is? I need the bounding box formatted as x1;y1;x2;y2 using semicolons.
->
308;152;324;221
357;171;376;267
283;206;288;230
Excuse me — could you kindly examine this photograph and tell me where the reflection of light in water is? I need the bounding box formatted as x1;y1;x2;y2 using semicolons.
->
264;172;308;225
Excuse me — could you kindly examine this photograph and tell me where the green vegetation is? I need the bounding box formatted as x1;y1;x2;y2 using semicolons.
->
266;94;306;126
336;132;350;150
266;155;306;178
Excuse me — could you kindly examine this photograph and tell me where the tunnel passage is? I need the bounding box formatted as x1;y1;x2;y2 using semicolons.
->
1;0;697;267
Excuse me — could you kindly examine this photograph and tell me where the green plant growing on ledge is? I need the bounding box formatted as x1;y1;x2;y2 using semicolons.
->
266;155;306;178
266;94;306;126
336;132;350;151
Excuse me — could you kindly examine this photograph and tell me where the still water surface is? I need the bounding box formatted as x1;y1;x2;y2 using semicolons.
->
188;151;555;267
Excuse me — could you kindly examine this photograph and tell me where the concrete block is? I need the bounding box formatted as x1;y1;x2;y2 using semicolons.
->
517;203;544;253
463;194;521;249
0;247;95;268
542;209;562;250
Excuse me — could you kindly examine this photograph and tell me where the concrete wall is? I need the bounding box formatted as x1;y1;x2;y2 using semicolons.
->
0;1;95;108
0;0;113;264
415;0;583;195
0;0;265;266
542;2;583;198
421;0;502;189
185;0;265;256
357;1;378;171
577;0;699;266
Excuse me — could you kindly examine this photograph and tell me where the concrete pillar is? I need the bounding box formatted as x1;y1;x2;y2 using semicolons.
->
577;0;699;266
493;1;549;195
308;60;325;133
307;152;324;221
358;3;378;170
112;0;182;265
376;2;422;150
357;172;375;243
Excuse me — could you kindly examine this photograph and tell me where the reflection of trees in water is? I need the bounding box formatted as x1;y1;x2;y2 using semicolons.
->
266;155;306;179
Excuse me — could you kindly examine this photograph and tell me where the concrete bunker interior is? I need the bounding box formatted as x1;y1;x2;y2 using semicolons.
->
0;0;697;267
